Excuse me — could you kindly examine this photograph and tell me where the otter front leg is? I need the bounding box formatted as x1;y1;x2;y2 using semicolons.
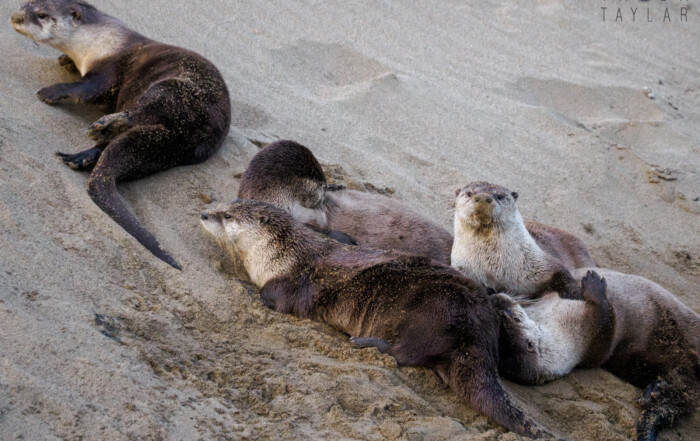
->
57;55;79;74
579;270;615;367
36;69;117;105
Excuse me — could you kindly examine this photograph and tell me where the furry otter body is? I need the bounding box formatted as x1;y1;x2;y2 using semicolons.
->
238;140;453;264
452;181;595;298
11;0;231;269
200;200;549;438
493;270;700;441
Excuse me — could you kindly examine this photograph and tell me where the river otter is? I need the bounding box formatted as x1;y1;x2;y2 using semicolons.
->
200;199;551;439
237;140;453;264
10;0;231;269
493;270;700;441
451;181;595;299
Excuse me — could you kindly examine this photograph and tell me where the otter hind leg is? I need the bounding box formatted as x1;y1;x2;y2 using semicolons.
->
56;144;107;171
87;126;180;269
87;112;134;143
349;337;391;353
635;379;694;441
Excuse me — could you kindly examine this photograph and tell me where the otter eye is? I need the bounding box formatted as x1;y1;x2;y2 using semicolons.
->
466;191;473;197
496;194;504;201
36;12;48;19
224;214;232;220
527;341;535;352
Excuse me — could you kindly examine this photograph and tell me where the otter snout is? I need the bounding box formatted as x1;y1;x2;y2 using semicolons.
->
473;193;493;204
201;211;210;221
11;12;26;26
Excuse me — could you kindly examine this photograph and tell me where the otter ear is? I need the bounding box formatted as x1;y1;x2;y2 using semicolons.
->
258;215;269;225
455;188;461;197
70;7;82;22
511;191;518;201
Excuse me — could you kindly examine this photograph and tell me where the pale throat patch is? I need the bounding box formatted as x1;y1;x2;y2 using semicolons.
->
57;24;127;76
221;222;293;288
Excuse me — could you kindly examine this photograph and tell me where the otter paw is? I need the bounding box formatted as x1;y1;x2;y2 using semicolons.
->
36;85;69;105
490;293;516;313
87;112;133;142
635;379;671;408
581;270;607;304
56;147;104;171
58;55;79;74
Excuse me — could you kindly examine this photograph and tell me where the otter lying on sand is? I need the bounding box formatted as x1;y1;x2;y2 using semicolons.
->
11;0;231;269
238;140;453;264
452;181;595;298
200;199;551;439
493;270;700;441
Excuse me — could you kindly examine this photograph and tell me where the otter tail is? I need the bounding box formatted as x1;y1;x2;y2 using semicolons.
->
86;126;181;270
442;350;551;439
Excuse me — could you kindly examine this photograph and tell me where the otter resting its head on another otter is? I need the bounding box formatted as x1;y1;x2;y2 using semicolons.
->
452;181;594;299
238;140;453;263
200;200;552;439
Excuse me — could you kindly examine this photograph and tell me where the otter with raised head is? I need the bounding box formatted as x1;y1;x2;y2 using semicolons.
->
493;270;700;441
452;181;595;298
238;140;453;264
11;0;231;269
200;199;551;439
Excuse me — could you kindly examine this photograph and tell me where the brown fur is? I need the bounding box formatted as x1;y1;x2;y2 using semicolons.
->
238;140;453;264
11;0;231;269
200;200;552;439
452;181;595;299
494;269;700;441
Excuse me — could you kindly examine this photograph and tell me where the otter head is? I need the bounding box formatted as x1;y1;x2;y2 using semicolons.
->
10;1;98;48
238;140;335;230
490;294;545;385
454;181;520;232
200;199;316;287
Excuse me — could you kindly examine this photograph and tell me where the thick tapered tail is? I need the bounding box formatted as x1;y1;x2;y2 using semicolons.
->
87;173;181;270
443;352;550;439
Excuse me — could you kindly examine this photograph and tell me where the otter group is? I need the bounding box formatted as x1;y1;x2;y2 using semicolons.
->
11;1;698;440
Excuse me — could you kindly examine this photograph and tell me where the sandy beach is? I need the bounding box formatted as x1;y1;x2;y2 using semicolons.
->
1;1;698;439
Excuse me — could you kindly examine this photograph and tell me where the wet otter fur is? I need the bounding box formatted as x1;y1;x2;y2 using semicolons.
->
238;140;453;264
452;181;595;299
11;0;231;269
200;199;551;439
493;270;700;441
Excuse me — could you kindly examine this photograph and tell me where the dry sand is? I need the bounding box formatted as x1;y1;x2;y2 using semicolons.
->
1;1;698;440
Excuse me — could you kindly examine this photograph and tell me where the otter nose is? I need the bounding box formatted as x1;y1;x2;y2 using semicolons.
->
474;194;493;204
201;211;209;220
11;13;25;25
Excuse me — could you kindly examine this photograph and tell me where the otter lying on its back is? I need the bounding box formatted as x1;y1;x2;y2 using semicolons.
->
493;270;700;441
200;200;550;439
451;181;595;298
238;140;453;264
11;0;231;269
